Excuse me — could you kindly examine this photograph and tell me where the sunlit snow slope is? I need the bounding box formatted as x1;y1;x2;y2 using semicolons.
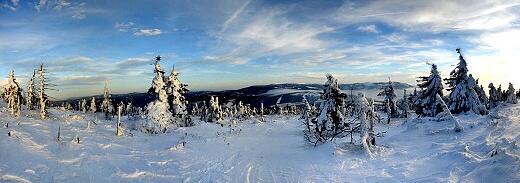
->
0;102;518;182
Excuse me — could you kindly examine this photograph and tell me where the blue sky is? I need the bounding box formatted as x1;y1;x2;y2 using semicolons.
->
1;0;520;99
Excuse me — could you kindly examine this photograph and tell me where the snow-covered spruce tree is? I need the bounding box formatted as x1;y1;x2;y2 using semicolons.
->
309;74;347;142
37;62;51;119
141;56;174;134
90;97;96;113
414;63;444;117
102;85;113;119
26;71;37;110
259;102;265;122
488;83;500;109
398;89;410;118
444;48;487;115
2;70;23;116
473;78;488;109
497;85;505;102
506;83;517;104
356;92;376;152
81;99;87;113
206;96;223;123
165;65;192;127
378;80;398;123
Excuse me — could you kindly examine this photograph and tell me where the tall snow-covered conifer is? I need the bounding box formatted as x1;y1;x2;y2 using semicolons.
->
37;62;50;119
26;71;37;110
414;63;444;117
2;70;23;116
165;65;191;127
444;48;487;115
141;56;173;134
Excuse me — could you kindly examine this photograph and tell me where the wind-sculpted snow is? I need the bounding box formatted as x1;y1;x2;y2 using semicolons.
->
0;102;518;182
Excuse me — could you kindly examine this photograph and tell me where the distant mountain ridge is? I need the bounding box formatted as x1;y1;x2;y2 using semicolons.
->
54;82;413;109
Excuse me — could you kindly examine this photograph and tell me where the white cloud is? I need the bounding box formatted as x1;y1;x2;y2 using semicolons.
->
114;22;136;32
133;29;164;36
337;0;520;32
356;24;380;33
11;0;19;6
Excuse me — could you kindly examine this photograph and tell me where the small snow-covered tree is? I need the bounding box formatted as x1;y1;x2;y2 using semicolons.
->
81;99;87;113
414;63;444;117
2;70;23;116
378;80;398;123
444;48;487;115
310;74;347;142
141;56;173;134
259;102;265;122
116;105;124;136
488;83;500;109
90;97;96;113
506;83;517;104
356;92;376;152
205;96;223;123
37;62;51;119
165;65;191;127
26;71;37;110
497;85;504;102
102;85;112;119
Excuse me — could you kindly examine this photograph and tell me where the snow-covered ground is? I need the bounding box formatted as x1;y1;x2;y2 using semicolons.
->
1;102;519;182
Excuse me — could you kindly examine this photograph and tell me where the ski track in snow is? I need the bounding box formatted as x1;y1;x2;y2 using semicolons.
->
0;102;519;182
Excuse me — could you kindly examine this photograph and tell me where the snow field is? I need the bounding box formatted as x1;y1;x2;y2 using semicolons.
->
1;103;519;182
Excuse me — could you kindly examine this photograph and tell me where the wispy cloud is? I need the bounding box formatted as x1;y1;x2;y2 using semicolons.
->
114;22;136;32
134;29;164;36
218;0;252;36
356;24;380;33
336;0;520;32
57;75;110;86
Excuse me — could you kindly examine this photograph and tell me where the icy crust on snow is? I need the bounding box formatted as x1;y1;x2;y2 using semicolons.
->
0;102;519;182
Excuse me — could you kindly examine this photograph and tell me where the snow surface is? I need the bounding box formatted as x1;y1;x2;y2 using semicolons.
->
1;101;519;182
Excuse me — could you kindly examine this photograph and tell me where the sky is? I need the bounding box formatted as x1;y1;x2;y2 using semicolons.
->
1;0;520;99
